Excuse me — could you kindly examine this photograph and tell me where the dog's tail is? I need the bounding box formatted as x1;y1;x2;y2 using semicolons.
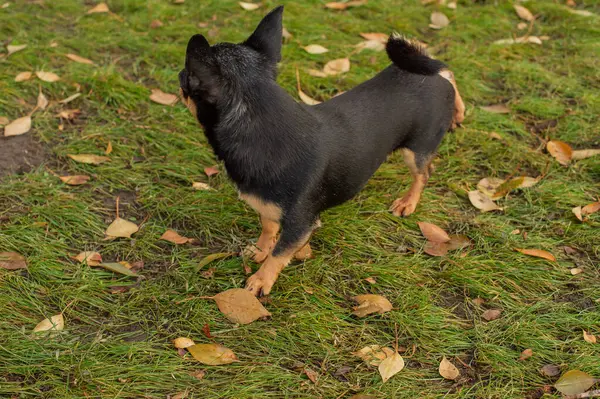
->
386;34;446;75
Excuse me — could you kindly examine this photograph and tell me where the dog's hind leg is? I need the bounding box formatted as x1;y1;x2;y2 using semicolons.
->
439;69;465;128
390;149;433;217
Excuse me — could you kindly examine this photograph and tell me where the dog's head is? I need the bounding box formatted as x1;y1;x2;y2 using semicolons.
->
179;6;284;125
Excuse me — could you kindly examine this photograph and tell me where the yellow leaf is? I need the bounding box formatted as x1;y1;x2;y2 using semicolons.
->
187;344;239;365
192;182;213;191
73;251;102;266
95;262;137;276
303;44;329;54
65;53;95;65
212;288;271;325
352;345;395;366
3;116;31;137
378;352;404;383
582;201;600;216
0;252;27;270
352;294;393;317
572;206;583;221
59;93;81;104
173;337;196;349
515;248;556;262
37;91;49;110
105;217;139;238
35;71;60;82
160;229;193;244
572;149;600;160
468;190;502;212
482;309;502;321
583;330;596;344
15;71;32;82
105;140;112;155
477;177;504;197
439;356;460;380
554;370;596;395
7;44;27;56
430;11;450;29
514;5;535;21
197;252;236;270
546;140;573;166
87;2;110;13
418;221;450;243
150;89;178;105
33;313;64;332
323;58;351;75
298;89;321;105
67;154;110;164
570;268;583;275
239;2;260;10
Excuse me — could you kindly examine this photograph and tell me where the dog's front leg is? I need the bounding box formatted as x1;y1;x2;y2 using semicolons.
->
246;214;315;296
244;215;280;263
390;149;433;217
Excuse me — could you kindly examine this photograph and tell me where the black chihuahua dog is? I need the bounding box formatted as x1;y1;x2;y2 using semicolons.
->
179;6;465;296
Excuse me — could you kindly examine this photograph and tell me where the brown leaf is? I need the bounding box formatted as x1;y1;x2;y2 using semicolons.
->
468;190;502;212
378;351;404;383
323;58;350;76
65;53;95;65
58;109;81;119
35;71;60;82
3;116;31;137
554;370;596;395
572;149;600;160
0;116;9;125
540;364;561;377
105;217;139;238
33;313;64;332
37;91;49;110
365;277;377;284
482;309;502;321
201;267;216;279
424;241;449;257
430;11;450;29
446;235;471;251
439;356;460;380
198;252;235;270
304;368;318;384
582;201;600;216
303;44;329;54
514;5;535;21
352;294;393;317
150;89;178;105
192;182;213;191
73;251;102;266
546;140;573;166
519;348;533;360
15;71;32;82
67;154;110;164
204;165;219;176
212;288;271;324
59;175;90;186
481;104;510;114
418;222;450;243
187;343;239;365
359;32;389;43
190;370;206;380
7;44;27;56
583;330;596;344
472;297;485;306
0;252;27;270
515;248;556;262
202;323;213;339
239;2;260;11
353;345;395;366
150;19;163;28
160;229;193;244
105;141;112;155
173;337;196;349
87;3;110;13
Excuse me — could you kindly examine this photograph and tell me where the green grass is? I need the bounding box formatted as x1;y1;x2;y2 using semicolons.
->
1;1;599;398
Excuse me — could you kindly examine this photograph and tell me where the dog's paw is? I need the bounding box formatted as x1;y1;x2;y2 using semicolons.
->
390;196;418;217
293;243;313;261
245;270;278;297
242;244;270;263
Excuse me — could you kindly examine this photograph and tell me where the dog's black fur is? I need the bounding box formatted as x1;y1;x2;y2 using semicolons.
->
180;6;456;295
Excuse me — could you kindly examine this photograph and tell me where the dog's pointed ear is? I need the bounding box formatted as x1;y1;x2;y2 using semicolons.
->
244;6;284;63
185;35;220;103
186;34;211;68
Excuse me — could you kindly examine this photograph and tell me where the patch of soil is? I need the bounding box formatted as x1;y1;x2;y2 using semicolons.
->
437;290;469;320
0;134;47;178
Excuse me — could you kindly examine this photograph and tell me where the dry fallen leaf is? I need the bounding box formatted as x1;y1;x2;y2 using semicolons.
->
187;344;239;365
3;116;31;137
492;176;540;199
439;356;460;380
519;348;533;361
482;309;502;321
0;117;9;125
365;277;377;284
360;32;389;43
190;370;206;380
59;175;90;186
173;337;196;349
87;2;109;13
239;2;260;11
418;221;450;243
105;217;139;238
477;177;504;197
568;8;595;17
0;252;27;270
480;104;510;114
95;262;137;276
303;44;329;54
60;93;81;104
198;252;236;270
204;166;219;177
514;5;535;21
15;71;32;82
554;370;596;395
325;0;366;9
37;91;49;110
160;230;193;244
192;182;213;191
105;141;112;155
58;109;81;119
493;36;543;45
355;39;386;52
304;368;318;384
323;58;350;76
66;53;95;65
517;21;528;30
572;149;600;160
515;248;556;262
583;330;596;344
150;19;163;28
33;313;64;332
378;352;404;383
546;140;572;166
446;235;472;251
468;190;502;212
67;154;110;165
582;201;600;216
352;294;393;317
35;71;60;82
282;27;292;40
353;345;395;366
572;206;583;221
7;44;27;56
570;268;583;275
150;89;178;105
424;241;449;257
308;69;328;78
430;11;450;29
74;251;102;266
212;288;271;325
296;69;321;105
447;1;457;9
541;364;561;377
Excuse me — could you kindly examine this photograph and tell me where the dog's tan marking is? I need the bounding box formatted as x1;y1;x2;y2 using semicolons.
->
245;231;312;296
239;193;282;222
439;69;465;128
179;88;198;119
294;242;313;260
390;149;432;217
244;216;280;263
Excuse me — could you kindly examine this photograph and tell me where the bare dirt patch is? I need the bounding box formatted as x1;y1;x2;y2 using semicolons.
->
0;134;47;178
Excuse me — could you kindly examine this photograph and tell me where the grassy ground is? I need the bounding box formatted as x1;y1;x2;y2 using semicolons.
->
1;0;599;398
